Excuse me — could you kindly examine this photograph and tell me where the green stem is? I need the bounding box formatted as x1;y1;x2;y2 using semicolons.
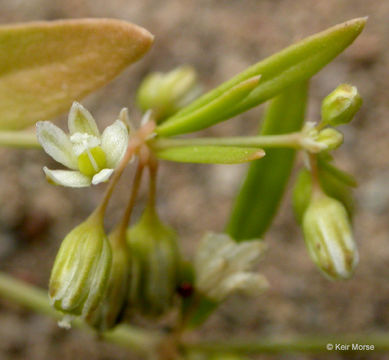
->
150;132;302;150
0;272;162;357
1;272;389;355
185;335;389;354
0;131;40;148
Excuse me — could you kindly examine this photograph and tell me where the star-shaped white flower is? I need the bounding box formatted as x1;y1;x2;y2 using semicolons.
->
194;232;268;302
36;102;129;187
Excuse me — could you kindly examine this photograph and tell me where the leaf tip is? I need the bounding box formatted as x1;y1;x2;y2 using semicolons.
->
249;149;266;161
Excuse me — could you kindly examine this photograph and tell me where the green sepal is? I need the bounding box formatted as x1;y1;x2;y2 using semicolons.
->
227;81;308;240
154;145;265;164
157;18;366;137
183;294;219;330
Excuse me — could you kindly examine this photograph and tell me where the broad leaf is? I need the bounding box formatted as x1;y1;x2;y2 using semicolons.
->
157;18;366;137
154;145;265;164
226;82;308;240
0;19;154;130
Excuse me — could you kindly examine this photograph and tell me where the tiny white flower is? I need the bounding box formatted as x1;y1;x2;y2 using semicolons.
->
194;232;268;302
36;102;129;187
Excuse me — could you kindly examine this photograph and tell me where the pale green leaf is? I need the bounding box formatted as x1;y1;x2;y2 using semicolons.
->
154;145;265;164
0;19;154;130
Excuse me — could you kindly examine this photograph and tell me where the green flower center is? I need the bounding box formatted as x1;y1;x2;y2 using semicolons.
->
78;146;107;176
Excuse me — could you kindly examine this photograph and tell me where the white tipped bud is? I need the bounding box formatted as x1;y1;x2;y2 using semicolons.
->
302;195;358;280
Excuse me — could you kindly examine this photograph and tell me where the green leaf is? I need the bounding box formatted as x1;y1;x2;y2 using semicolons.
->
156;76;260;136
154;145;265;164
157;17;366;137
0;19;154;130
226;81;308;240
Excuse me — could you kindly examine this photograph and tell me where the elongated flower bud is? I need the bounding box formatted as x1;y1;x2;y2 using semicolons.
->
321;84;362;127
136;66;201;122
302;194;358;280
49;214;112;324
85;229;130;331
127;207;180;316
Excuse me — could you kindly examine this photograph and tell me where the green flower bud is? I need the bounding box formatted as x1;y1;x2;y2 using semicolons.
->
127;207;180;316
302;194;358;280
49;214;112;323
136;66;201;122
321;84;362;127
85;229;130;331
316;128;344;151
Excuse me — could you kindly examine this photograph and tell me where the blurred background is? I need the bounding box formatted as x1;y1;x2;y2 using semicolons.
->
0;0;388;359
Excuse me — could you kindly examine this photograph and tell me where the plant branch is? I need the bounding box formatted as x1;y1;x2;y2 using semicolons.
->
150;133;302;150
1;271;389;355
0;131;40;148
0;272;162;357
184;335;389;354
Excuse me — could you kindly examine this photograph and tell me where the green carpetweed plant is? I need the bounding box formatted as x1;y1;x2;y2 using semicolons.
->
0;17;370;359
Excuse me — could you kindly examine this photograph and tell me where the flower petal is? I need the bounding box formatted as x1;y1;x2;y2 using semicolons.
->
101;120;129;168
43;167;91;187
36;121;78;169
216;273;268;300
68;102;100;137
92;168;114;185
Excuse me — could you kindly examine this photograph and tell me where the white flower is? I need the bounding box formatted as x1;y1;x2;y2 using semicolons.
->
36;102;129;187
194;232;268;302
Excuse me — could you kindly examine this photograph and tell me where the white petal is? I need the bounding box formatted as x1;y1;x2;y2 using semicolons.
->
119;108;134;132
101;120;129;168
36;122;78;169
68;102;100;137
92;168;114;185
43;167;91;187
216;273;268;300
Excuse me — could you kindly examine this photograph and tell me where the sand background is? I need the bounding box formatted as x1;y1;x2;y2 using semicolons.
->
0;1;388;359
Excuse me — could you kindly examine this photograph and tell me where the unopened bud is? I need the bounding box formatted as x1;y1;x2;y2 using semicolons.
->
127;208;180;316
49;214;112;324
86;230;130;331
321;84;362;127
136;66;201;122
316;128;344;151
302;195;358;280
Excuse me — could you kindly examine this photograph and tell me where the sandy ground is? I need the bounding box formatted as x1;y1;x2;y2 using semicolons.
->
0;1;388;359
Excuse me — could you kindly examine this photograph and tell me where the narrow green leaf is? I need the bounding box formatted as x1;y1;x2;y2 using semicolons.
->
226;81;308;240
158;17;366;137
156;76;260;136
154;145;265;164
0;19;154;130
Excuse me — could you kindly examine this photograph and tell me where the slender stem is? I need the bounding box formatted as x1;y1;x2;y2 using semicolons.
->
94;121;156;219
1;272;389;355
0;272;162;356
114;160;145;242
0;131;40;148
184;335;389;354
150;133;302;150
147;156;158;211
307;153;322;198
